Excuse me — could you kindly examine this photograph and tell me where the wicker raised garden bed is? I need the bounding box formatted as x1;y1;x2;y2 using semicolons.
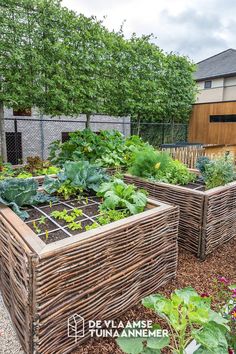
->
0;195;179;354
124;174;236;260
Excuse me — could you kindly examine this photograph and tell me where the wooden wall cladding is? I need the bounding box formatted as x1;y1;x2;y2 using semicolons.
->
189;101;236;144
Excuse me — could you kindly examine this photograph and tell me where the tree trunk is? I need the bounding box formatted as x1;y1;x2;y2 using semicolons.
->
137;113;141;136
0;101;7;162
85;113;91;129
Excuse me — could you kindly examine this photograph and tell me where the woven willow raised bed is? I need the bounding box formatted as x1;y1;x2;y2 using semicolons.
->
124;175;236;260
0;198;178;354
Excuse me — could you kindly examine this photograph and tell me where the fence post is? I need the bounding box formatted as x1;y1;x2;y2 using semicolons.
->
14;118;21;164
161;123;165;144
40;113;45;160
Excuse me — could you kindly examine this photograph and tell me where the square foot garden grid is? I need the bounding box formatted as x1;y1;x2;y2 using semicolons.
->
123;174;236;260
0;196;179;354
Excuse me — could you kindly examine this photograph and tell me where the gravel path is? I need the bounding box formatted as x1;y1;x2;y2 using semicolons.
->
0;295;23;354
0;237;235;354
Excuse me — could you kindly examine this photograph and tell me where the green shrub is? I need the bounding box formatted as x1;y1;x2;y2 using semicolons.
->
129;148;171;179
203;156;235;189
130;148;195;185
49;129;149;168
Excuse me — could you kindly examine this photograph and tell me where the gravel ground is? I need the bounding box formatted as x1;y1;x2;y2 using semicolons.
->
0;237;235;354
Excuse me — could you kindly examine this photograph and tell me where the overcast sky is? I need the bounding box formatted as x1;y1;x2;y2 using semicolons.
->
62;0;236;63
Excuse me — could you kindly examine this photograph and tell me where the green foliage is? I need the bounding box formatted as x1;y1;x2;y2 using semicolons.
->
196;156;211;174
16;172;33;179
0;178;54;219
49;129;149;168
97;209;129;225
43;161;108;199
116;323;170;354
141;287;229;354
85;222;100;231
129;148;171;179
130;148;195;185
50;208;83;223
68;221;82;231
97;178;147;215
203;156;235;190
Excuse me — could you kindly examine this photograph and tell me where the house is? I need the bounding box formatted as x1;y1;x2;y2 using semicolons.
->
189;49;236;145
195;48;236;103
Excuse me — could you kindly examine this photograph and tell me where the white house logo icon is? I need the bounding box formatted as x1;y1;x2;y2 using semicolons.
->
68;314;85;342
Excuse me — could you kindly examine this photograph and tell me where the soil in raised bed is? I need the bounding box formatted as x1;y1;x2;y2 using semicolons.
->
25;196;105;244
72;236;236;354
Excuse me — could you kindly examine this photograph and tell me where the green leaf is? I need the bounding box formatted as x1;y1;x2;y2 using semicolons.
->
116;336;144;354
192;323;228;350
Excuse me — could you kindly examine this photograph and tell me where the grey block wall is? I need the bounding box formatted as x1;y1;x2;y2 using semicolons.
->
3;108;130;162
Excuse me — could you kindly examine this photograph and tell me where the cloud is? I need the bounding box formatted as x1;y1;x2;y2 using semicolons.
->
61;0;236;62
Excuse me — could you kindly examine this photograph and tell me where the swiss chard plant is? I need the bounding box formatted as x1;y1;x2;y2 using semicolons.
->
97;178;147;215
116;287;230;354
43;161;109;199
0;178;56;220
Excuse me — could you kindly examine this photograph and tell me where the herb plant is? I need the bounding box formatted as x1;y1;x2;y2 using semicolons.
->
202;156;235;190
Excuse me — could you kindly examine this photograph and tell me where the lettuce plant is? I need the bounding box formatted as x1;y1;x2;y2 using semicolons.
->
97;178;147;215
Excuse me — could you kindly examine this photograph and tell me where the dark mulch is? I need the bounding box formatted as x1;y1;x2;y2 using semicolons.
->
73;237;236;354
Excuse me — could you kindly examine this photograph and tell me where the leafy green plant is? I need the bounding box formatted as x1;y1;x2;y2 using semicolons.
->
38;216;47;225
97;178;147;215
0;178;55;220
196;156;211;174
50;208;83;223
43;161;108;199
212;277;236;351
68;221;82;231
33;221;41;234
16;172;33;179
130;148;195;185
49;130;149;168
97;209;129;225
116;287;230;354
203;156;235;189
85;222;100;231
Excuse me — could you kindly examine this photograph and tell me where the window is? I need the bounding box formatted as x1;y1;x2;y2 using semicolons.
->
6;132;22;164
210;114;236;123
204;80;212;89
61;132;70;142
13;108;32;116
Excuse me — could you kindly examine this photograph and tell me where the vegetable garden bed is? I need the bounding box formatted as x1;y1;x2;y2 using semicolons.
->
123;174;236;260
0;195;179;354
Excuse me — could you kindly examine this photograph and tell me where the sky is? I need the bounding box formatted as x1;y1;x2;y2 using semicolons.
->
61;0;236;63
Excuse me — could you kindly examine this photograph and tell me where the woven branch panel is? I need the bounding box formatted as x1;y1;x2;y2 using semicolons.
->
123;175;236;259
0;216;33;353
202;182;236;258
0;200;178;354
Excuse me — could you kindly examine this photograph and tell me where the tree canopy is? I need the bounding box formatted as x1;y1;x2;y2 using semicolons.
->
0;0;196;160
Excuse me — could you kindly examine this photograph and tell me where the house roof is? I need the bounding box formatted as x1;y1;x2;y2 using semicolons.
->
195;48;236;81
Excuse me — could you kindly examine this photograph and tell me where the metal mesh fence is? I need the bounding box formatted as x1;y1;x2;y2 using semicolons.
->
2;117;188;164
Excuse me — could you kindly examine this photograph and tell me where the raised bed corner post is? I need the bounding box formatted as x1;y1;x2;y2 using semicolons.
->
198;194;208;261
0;100;7;162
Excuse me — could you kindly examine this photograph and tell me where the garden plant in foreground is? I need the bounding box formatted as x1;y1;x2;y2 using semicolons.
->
117;287;231;354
